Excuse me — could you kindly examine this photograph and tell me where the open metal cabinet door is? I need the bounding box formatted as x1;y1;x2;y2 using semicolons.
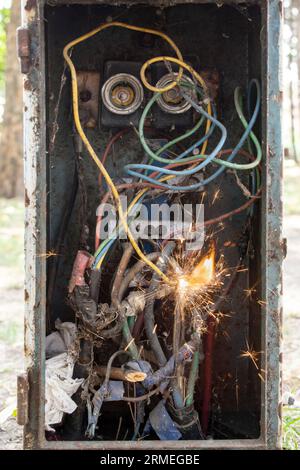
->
19;0;283;450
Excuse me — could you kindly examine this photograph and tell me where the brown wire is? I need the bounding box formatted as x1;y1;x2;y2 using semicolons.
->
111;243;134;309
98;128;131;188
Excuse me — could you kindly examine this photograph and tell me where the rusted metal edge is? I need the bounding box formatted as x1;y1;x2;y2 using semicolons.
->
260;0;283;450
45;0;260;6
17;27;31;74
17;373;30;426
22;0;47;450
43;438;266;451
22;0;282;450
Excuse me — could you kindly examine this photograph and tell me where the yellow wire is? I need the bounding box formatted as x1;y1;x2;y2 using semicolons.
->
95;174;174;270
141;56;208;96
63;22;186;284
141;56;212;155
64;21;183;94
96;89;212;270
97;57;212;269
63;22;212;282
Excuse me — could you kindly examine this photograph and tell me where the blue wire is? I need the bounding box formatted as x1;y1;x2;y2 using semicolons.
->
94;112;218;265
172;111;216;162
125;80;260;191
246;79;259;214
94;80;261;264
125;105;227;191
153;108;217;184
93;194;151;266
144;108;216;178
94;116;219;265
183;80;260;185
93;238;115;267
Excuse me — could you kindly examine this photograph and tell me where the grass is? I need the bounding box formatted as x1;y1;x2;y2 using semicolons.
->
0;198;24;350
0;320;22;345
283;407;300;450
284;160;300;216
282;160;300;450
0;198;24;268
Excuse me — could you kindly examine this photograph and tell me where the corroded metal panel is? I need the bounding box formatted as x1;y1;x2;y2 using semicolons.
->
261;0;283;450
21;0;282;449
22;0;46;450
51;0;259;5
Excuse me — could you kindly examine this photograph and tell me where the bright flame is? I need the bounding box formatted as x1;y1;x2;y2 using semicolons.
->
178;247;215;292
178;277;189;290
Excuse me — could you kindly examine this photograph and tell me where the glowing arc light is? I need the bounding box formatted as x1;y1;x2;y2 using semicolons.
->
178;248;216;292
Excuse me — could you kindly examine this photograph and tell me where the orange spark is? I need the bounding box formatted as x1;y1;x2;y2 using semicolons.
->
38;249;59;259
258;372;265;383
178;247;215;291
243;287;256;300
124;338;135;352
240;340;262;370
212;188;221;205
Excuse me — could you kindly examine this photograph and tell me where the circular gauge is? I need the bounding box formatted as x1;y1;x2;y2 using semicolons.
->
155;73;196;114
101;73;144;115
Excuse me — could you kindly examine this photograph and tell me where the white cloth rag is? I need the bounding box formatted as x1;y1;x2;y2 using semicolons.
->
45;352;84;431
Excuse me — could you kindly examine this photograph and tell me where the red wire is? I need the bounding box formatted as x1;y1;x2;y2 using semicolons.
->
201;316;215;435
95;135;261;432
98;128;131;188
95;140;261;250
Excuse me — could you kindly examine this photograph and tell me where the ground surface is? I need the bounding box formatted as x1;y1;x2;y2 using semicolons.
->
283;215;300;391
0;162;299;449
0;199;24;449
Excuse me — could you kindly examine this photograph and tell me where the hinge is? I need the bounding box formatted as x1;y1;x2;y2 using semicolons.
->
17;373;29;426
17;26;31;74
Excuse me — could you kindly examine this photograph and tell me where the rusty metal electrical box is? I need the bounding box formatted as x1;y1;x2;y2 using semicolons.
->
20;0;283;450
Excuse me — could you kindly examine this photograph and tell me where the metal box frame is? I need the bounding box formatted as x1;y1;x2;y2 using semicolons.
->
21;0;283;450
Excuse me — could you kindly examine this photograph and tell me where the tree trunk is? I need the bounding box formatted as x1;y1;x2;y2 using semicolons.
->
0;0;23;198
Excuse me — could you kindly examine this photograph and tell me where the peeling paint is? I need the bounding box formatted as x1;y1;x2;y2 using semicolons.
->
25;189;30;206
273;91;283;103
25;0;37;11
24;80;32;92
22;0;282;450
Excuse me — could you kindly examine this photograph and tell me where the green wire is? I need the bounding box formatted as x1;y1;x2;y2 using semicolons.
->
96;84;262;261
156;114;205;159
127;316;136;333
245;104;261;191
140;92;206;165
186;350;199;407
123;318;139;359
94;199;143;259
140;87;262;171
212;87;262;170
180;81;262;172
149;80;206;163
